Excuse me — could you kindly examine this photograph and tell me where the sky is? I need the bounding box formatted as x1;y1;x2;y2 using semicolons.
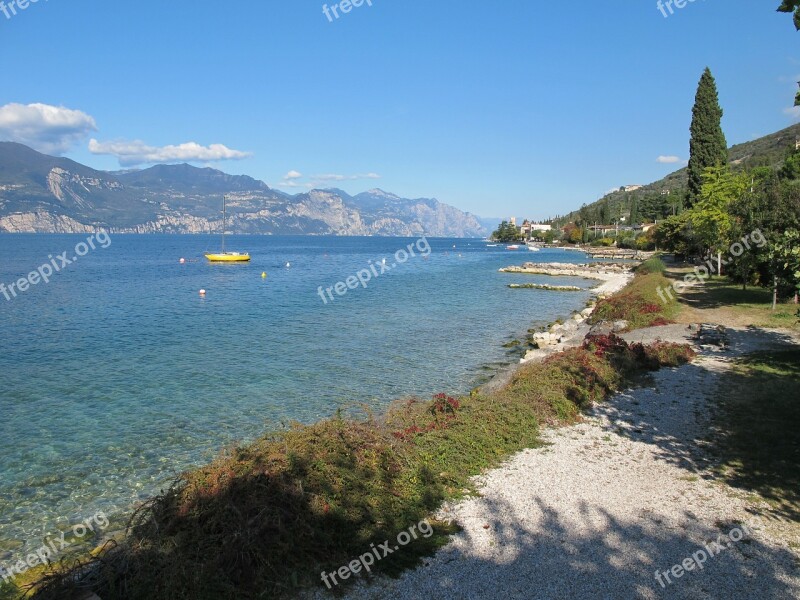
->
0;0;799;220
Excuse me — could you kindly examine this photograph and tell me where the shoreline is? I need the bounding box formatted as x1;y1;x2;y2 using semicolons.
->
334;324;800;600
12;255;656;596
328;271;800;600
480;262;635;394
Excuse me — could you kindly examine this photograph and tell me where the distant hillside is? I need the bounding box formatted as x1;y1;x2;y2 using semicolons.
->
0;143;487;237
554;122;800;227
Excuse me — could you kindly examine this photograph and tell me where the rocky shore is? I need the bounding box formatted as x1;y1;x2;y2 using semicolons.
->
476;262;635;393
499;261;632;278
499;261;635;364
507;283;582;291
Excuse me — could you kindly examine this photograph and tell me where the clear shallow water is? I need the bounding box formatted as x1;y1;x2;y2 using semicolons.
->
0;235;596;559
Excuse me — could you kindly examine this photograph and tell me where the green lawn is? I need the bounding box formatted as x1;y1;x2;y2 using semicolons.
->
710;349;800;522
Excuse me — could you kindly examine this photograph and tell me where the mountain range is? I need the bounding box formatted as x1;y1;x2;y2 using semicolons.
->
0;142;490;237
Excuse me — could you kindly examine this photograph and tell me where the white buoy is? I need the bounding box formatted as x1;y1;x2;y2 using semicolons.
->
179;258;186;264
286;262;291;268
199;289;206;296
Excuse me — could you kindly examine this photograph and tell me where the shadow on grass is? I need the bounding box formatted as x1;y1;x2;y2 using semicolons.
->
582;328;800;524
674;278;774;310
15;420;457;600
710;347;800;522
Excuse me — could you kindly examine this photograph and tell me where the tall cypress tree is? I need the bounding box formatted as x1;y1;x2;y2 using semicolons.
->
686;68;727;207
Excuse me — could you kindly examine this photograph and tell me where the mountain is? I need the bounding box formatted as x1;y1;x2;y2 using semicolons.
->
0;143;487;237
554;122;800;227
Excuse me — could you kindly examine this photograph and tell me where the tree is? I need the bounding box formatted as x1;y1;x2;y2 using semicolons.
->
689;166;748;275
687;68;728;208
727;168;775;289
562;223;583;244
774;229;800;307
780;148;800;180
491;221;522;242
532;229;555;244
630;195;639;224
778;0;800;29
655;212;703;258
599;200;609;225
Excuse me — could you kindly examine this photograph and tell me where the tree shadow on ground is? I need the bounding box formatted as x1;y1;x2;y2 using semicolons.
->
350;493;798;599
587;326;800;523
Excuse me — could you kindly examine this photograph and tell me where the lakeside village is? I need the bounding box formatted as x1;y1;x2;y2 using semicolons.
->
490;208;658;252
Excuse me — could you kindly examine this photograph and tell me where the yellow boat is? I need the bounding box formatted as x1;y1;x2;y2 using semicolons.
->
205;252;251;262
206;194;250;262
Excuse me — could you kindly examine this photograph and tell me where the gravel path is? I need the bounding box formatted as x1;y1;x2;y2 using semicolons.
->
330;326;800;600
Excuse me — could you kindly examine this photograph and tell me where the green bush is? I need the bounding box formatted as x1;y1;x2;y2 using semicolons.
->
636;257;666;275
590;271;677;330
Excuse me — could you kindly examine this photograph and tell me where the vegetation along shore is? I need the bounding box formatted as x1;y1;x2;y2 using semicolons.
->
0;258;703;600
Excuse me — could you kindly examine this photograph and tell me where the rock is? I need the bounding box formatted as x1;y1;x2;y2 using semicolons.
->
561;320;578;334
580;308;594;318
612;320;630;332
589;321;614;336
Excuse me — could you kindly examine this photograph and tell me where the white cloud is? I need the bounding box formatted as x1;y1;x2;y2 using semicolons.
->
0;102;97;154
275;171;381;189
656;155;682;164
784;106;800;120
88;139;252;166
312;173;381;181
277;180;313;189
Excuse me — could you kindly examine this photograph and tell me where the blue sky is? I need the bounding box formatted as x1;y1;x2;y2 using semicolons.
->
0;0;798;220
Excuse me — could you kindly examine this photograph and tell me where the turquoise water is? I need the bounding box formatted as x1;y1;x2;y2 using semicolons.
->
0;234;596;561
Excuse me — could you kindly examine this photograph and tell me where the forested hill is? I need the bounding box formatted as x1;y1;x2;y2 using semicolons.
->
553;122;800;227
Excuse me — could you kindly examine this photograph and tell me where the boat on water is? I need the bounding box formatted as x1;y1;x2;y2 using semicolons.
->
486;244;499;247
205;195;250;262
506;244;520;250
526;243;541;252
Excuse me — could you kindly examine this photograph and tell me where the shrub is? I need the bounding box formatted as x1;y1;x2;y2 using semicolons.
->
590;272;678;330
636;257;667;275
25;338;696;599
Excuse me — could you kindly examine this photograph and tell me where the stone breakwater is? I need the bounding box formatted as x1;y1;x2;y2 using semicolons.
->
507;283;582;291
498;262;636;364
499;262;633;277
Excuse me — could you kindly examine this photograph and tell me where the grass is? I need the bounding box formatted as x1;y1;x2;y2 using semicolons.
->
11;336;695;600
636;257;667;276
667;273;800;330
709;349;800;521
589;266;679;331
